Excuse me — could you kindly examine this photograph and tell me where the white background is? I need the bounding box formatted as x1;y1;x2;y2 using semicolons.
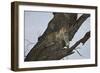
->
0;0;99;73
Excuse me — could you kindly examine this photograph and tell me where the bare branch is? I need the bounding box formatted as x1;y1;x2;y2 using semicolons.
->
67;31;90;53
69;14;90;41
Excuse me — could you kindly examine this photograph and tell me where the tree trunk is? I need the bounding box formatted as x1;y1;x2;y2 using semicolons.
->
25;13;90;61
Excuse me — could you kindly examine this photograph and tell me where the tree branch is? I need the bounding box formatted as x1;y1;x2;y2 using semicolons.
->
69;14;90;41
25;31;90;61
67;31;90;53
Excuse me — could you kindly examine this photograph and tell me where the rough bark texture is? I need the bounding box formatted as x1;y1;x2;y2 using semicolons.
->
25;13;90;61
